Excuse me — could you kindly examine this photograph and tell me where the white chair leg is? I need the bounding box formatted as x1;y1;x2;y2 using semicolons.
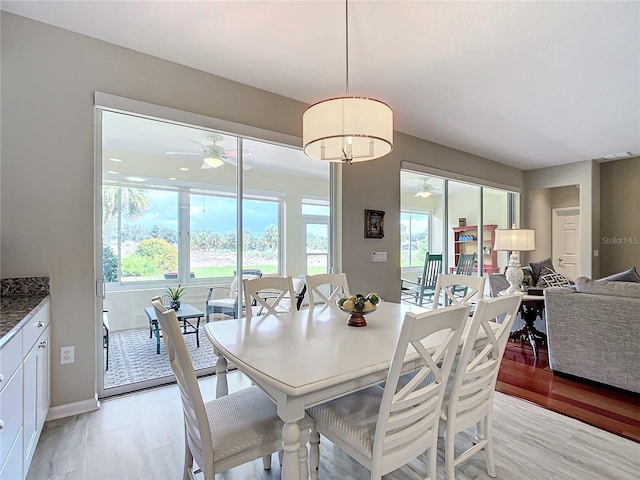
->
262;454;272;470
309;430;320;480
183;428;194;480
428;444;437;480
445;429;456;480
485;414;497;477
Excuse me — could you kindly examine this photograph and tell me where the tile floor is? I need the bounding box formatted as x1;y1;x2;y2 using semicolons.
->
27;372;640;480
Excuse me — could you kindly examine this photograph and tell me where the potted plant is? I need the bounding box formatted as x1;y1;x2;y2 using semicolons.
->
166;284;186;311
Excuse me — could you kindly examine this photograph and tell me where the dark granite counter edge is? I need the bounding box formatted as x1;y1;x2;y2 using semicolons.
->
0;295;50;348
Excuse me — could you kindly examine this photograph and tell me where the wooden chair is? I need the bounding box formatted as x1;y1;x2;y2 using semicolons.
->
455;252;476;275
150;298;313;480
242;276;297;317
401;253;443;306
441;295;521;479
307;304;470;480
305;273;350;308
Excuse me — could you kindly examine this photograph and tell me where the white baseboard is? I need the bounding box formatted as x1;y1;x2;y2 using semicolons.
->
46;393;100;421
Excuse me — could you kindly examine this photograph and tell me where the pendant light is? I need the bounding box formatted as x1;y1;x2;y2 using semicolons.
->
303;0;393;164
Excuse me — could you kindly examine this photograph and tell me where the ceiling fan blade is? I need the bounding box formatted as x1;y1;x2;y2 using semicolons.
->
166;151;202;155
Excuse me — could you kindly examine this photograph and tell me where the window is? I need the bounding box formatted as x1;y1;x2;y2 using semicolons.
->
400;211;431;267
303;199;330;274
103;184;283;284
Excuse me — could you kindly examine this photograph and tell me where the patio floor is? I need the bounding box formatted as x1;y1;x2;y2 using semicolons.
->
103;325;217;390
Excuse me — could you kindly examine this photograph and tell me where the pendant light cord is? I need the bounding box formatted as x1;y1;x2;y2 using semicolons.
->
345;0;350;97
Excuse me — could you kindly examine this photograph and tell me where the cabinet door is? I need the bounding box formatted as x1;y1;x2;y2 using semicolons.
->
23;343;37;470
36;327;50;433
0;364;23;470
23;326;50;473
0;429;23;480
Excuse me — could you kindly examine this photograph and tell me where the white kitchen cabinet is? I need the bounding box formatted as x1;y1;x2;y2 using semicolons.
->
0;298;50;480
23;324;49;470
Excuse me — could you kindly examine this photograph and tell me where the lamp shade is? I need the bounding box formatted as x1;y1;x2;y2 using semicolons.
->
493;228;536;252
303;96;393;163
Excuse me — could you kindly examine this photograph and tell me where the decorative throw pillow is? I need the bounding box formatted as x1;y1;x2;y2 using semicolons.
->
537;267;574;288
529;258;555;285
597;267;640;283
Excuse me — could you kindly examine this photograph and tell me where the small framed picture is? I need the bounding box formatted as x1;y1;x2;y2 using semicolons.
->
365;209;385;239
458;217;467;227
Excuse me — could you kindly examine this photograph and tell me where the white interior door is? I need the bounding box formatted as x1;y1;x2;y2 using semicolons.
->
552;207;580;279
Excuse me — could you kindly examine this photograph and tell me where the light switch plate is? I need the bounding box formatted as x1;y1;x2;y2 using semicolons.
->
372;251;388;262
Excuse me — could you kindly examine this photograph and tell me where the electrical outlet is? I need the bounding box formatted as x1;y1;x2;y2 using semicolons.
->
60;346;75;364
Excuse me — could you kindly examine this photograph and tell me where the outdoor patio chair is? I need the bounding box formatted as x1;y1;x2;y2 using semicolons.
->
205;269;262;320
401;252;443;306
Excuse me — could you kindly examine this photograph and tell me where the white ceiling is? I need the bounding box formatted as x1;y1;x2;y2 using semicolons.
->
3;0;639;171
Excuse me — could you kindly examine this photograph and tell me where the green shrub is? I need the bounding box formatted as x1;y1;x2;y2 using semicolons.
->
122;238;177;277
103;246;118;282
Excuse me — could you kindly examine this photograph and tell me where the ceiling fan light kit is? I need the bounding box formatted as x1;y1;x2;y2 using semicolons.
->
303;0;393;164
415;179;434;198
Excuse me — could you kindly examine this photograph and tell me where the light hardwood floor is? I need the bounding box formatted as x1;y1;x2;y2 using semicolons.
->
27;370;639;480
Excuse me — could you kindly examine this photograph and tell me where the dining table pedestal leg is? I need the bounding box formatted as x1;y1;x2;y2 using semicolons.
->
281;421;302;480
215;353;228;398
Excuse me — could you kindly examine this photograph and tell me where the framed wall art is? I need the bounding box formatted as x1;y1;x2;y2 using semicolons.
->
364;209;385;239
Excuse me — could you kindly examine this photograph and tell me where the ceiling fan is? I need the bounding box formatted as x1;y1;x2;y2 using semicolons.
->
166;134;252;170
415;179;435;198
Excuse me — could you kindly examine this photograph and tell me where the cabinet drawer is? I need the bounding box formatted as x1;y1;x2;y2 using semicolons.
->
0;363;23;469
0;428;23;480
22;301;50;353
0;330;22;394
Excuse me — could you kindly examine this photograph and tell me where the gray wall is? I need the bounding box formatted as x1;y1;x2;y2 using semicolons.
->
1;12;523;409
600;156;640;276
524;160;600;278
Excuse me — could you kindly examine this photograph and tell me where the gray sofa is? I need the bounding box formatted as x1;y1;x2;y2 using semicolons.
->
544;277;640;393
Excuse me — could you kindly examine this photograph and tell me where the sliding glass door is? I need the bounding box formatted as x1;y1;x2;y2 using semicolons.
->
98;109;329;397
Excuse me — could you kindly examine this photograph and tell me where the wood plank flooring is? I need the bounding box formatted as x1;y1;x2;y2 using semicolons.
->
496;341;640;442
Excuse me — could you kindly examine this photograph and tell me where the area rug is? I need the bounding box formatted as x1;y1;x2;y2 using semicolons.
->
103;325;220;390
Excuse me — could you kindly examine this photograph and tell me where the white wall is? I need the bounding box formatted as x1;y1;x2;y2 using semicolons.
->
1;12;524;409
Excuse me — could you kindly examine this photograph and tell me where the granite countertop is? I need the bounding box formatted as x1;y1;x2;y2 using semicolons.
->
0;276;50;347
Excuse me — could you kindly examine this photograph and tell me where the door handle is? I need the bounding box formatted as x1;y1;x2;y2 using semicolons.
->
558;258;563;263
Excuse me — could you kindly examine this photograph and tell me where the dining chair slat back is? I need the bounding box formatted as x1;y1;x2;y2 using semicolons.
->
305;273;350;308
441;294;521;479
243;275;297;317
151;297;313;480
433;273;486;309
308;303;470;480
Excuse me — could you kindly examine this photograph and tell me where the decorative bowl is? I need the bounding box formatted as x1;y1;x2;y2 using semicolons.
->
338;305;376;327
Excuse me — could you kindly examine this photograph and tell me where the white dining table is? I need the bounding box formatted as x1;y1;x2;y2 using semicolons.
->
204;301;494;480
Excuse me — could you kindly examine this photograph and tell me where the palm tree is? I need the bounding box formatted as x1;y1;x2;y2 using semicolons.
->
102;186;151;247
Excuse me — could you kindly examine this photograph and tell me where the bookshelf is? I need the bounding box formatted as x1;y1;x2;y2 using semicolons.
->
452;224;499;274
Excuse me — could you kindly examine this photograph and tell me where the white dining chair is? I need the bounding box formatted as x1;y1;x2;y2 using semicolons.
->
433;273;486;309
307;304;470;480
150;298;313;480
243;275;298;317
440;295;521;479
305;272;350;308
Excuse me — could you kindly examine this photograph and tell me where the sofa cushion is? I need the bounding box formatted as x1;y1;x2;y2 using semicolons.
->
538;268;574;287
598;266;640;283
529;258;554;284
575;276;640;298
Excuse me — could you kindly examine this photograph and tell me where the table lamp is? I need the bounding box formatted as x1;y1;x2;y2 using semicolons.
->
493;225;536;294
